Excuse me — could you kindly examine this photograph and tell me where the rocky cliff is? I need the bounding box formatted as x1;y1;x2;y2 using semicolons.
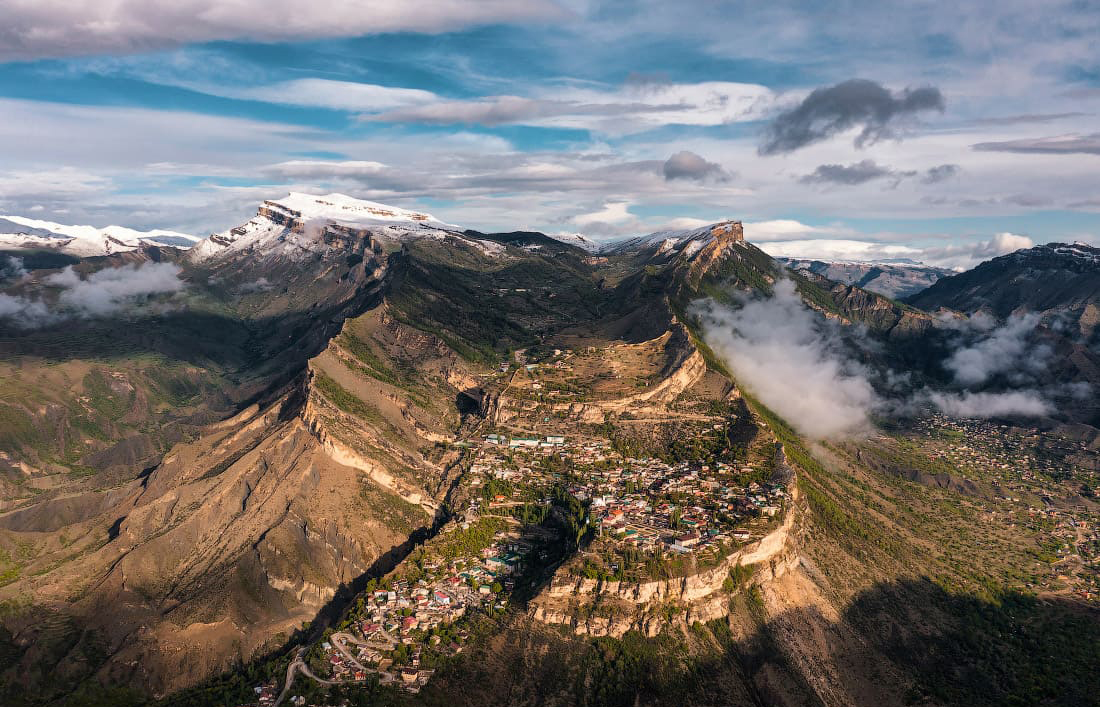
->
530;483;803;638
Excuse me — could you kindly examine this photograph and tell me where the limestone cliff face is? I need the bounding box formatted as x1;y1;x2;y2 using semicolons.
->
301;388;440;514
530;484;803;638
685;221;745;287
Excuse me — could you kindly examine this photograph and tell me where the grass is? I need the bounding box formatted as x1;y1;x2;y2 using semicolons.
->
313;371;390;430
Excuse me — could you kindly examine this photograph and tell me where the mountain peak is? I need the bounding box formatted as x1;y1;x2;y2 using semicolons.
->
189;192;458;263
265;192;449;228
610;220;744;256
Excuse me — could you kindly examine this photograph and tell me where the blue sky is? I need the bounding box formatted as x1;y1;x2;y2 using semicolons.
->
2;0;1099;267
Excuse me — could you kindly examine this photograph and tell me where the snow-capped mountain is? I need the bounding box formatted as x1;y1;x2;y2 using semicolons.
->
0;215;199;258
547;232;602;252
609;220;744;257
188;192;461;262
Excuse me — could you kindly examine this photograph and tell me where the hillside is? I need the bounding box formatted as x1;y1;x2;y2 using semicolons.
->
0;202;1097;707
907;242;1100;425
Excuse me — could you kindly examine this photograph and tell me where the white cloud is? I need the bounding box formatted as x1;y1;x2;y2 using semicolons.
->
572;201;633;226
362;81;776;134
755;231;1034;270
263;160;388;180
47;262;185;316
695;279;877;439
918;232;1034;269
758;238;922;261
942;312;1050;386
237;79;437;112
926;390;1053;417
0;293;52;328
0;167;112;202
0;0;568;61
744;220;852;242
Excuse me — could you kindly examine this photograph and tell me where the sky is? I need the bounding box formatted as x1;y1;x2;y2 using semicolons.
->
2;0;1100;267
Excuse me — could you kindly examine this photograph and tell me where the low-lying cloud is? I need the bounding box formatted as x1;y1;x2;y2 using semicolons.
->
0;255;28;282
760;79;945;155
48;262;185;315
695;279;1073;439
694;279;877;438
941;312;1050;386
0;261;185;327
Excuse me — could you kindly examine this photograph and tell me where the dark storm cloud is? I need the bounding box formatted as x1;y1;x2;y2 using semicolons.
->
662;151;729;182
759;79;945;155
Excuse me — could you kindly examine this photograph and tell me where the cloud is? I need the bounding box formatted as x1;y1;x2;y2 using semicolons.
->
236;277;274;294
743;220;851;242
695;279;877;439
573;202;633;227
0;0;568;61
236;79;437;112
758;239;923;262
662;151;729;182
942;313;1049;386
361;81;775;134
972;133;1100;155
918;232;1033;269
362;95;658;126
920;164;960;184
0;167;113;210
262;160;388;180
0;293;52;328
758;231;1033;270
0;256;28;282
970;113;1088;127
800;160;960;187
926;390;1053;417
800;159;908;185
759;79;945;155
46;262;185;316
694;278;1064;436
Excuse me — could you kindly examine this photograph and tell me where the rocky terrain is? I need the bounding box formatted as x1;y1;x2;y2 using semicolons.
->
0;195;1098;707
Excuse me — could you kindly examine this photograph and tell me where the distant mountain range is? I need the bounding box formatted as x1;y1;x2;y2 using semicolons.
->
777;257;955;299
0;214;200;257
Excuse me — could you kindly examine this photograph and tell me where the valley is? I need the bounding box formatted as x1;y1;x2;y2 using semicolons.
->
0;196;1098;707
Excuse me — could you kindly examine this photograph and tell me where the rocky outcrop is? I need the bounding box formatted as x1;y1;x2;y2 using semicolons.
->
530;484;802;637
300;391;441;514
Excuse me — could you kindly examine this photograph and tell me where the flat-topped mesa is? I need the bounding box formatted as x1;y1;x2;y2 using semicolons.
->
257;194;435;234
189;192;453;263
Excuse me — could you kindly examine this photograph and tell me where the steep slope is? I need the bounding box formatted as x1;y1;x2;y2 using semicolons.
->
0;195;614;702
3;203;1099;707
907;242;1100;335
906;242;1100;425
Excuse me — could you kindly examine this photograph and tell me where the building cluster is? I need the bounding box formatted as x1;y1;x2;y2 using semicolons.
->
315;525;534;692
474;433;787;560
912;414;1100;602
581;460;786;554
